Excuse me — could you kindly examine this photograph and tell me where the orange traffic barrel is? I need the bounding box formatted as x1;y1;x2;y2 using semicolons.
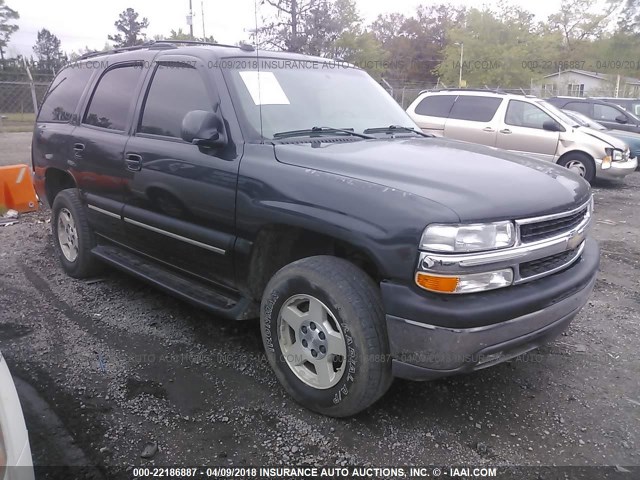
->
0;164;39;213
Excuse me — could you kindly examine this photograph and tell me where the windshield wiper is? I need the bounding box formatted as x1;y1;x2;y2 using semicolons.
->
363;125;432;137
272;126;374;140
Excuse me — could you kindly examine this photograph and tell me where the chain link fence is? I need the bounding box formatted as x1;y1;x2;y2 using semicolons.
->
0;71;53;133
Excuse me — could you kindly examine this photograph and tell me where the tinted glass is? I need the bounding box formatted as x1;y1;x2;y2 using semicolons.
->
38;66;93;123
564;101;590;115
449;96;502;122
83;66;142;131
505;100;554;129
594;103;625;122
414;95;456;117
140;64;212;138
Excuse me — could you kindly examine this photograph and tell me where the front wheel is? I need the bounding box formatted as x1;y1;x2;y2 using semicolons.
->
558;153;596;184
260;256;392;417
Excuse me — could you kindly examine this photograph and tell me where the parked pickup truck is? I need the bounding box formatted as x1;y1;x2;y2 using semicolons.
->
32;41;599;417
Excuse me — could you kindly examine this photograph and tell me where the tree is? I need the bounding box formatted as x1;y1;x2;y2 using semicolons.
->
33;28;65;69
154;28;216;43
547;0;617;52
257;0;316;52
0;0;19;61
108;8;149;47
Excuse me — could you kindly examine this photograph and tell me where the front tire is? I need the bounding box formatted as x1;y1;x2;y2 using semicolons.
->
51;189;100;278
558;153;596;184
260;256;392;417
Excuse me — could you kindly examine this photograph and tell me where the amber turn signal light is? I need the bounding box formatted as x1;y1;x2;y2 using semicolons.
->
415;272;459;293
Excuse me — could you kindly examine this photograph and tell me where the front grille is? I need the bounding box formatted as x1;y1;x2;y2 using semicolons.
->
519;248;579;279
519;207;587;243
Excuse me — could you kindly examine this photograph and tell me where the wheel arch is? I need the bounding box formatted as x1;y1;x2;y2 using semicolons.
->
44;168;77;207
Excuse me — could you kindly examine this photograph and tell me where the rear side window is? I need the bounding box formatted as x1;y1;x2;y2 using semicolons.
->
564;101;590;115
449;96;502;122
83;65;143;131
139;63;212;138
37;66;93;123
414;95;456;117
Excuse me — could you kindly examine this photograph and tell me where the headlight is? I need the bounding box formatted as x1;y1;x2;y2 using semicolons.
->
605;147;624;162
420;221;515;253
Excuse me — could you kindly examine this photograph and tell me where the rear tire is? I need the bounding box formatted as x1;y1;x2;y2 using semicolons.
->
260;256;392;417
558;153;596;184
51;189;101;278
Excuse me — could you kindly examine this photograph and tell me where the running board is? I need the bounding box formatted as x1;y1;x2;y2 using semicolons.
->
91;244;257;320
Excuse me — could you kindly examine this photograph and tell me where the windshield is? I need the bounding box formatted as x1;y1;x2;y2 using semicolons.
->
222;59;418;140
535;100;579;127
562;110;607;130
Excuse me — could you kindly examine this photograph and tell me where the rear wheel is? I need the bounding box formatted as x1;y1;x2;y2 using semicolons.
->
51;189;101;278
260;256;392;417
558;153;595;184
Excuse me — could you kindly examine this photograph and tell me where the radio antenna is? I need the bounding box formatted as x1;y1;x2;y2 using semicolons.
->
254;0;264;141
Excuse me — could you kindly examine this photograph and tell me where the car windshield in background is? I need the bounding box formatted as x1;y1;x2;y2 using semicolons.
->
563;110;607;130
222;60;418;140
536;100;579;126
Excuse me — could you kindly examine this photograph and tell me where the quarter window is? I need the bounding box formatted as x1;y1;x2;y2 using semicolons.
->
414;95;456;118
38;66;93;123
83;65;143;131
139;63;212;138
449;96;502;122
505;100;555;129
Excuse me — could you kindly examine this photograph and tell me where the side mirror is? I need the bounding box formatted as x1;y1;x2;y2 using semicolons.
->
615;114;629;124
542;120;562;132
181;110;227;147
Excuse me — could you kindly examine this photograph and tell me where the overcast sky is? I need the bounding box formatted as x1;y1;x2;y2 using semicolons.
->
8;0;564;58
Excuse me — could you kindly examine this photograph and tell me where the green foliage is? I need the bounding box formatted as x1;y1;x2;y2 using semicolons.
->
108;8;149;48
0;0;19;61
33;28;66;70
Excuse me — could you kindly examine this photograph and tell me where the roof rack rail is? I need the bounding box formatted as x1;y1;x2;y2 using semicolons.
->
76;40;255;61
417;87;531;96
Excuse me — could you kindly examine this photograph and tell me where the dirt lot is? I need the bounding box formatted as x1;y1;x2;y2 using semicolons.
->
0;133;639;478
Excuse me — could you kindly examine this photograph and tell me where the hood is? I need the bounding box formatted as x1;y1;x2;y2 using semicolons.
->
274;137;591;223
576;126;628;150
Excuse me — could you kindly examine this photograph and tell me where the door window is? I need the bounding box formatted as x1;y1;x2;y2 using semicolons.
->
83;65;143;131
594;104;625;122
139;63;212;138
505;100;554;129
449;96;502;122
414;95;456;117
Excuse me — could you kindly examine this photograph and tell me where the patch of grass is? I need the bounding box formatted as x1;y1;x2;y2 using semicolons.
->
0;112;36;133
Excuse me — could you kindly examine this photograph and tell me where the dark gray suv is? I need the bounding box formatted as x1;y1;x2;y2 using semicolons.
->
32;41;599;417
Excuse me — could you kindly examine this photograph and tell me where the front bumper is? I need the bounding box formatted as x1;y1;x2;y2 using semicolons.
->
383;238;599;380
596;157;637;180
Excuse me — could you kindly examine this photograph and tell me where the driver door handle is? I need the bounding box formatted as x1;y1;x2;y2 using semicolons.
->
125;153;143;172
482;127;495;132
499;129;512;134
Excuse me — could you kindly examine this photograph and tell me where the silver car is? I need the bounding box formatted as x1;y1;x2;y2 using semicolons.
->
407;90;637;183
0;351;34;480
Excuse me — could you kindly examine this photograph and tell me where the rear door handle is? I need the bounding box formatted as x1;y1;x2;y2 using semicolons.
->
125;153;143;172
482;127;495;132
499;129;512;134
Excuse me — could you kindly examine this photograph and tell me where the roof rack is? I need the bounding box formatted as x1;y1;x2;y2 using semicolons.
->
418;87;535;97
77;40;254;61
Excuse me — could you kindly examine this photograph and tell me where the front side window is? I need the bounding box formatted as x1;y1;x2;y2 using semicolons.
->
564;101;590;116
448;96;502;122
414;95;456;117
594;104;625;122
83;65;143;131
139;63;212;138
505;100;554;129
38;66;93;123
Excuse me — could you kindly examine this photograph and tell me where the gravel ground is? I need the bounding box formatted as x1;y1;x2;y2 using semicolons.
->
0;140;639;478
